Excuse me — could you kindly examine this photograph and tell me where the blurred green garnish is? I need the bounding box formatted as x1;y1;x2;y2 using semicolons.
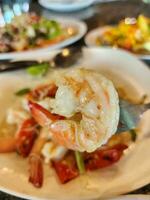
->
129;129;137;141
26;63;49;76
15;88;31;96
74;151;85;174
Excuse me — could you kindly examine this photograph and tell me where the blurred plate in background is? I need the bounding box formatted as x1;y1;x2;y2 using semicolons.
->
38;0;94;12
0;18;87;60
85;27;150;60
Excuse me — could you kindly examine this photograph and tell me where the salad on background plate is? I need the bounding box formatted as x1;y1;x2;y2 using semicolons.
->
0;13;77;53
85;15;150;59
0;13;87;60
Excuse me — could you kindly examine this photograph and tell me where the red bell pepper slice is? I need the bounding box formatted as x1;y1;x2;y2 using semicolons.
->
16;118;38;157
52;153;79;184
84;144;128;170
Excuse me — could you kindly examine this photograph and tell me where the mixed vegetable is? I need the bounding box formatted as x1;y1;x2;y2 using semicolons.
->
0;67;138;188
52;144;127;184
97;15;150;53
0;13;76;52
0;81;135;187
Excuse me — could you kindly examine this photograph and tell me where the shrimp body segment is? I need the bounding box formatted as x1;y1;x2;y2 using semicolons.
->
29;69;119;152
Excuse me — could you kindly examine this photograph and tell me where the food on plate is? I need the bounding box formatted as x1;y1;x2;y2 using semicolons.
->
0;68;135;187
96;15;150;53
28;69;120;152
0;13;77;53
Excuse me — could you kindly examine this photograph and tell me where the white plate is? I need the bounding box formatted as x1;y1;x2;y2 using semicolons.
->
41;5;96;21
38;0;94;12
0;47;150;200
85;27;150;60
108;195;150;200
0;18;87;60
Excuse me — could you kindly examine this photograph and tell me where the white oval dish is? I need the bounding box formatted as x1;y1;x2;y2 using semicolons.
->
0;47;150;200
38;0;94;12
0;18;87;60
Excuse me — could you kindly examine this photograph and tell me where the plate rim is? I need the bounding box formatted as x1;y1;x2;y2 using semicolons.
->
38;0;94;12
108;195;150;200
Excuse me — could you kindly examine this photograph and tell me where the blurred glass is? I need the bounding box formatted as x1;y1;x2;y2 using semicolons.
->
0;7;5;27
2;0;14;23
142;0;150;3
1;0;31;24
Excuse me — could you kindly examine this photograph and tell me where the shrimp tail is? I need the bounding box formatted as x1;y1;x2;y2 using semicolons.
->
28;101;64;127
29;154;43;188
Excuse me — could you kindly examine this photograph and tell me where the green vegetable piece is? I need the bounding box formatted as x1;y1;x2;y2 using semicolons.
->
138;15;149;35
47;20;62;39
15;88;31;96
26;63;49;76
75;151;85;174
143;42;150;51
129;129;137;141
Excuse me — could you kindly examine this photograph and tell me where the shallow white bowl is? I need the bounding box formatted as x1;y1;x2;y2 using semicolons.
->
0;47;150;200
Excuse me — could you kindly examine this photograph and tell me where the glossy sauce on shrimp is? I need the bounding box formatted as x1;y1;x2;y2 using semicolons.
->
29;69;120;152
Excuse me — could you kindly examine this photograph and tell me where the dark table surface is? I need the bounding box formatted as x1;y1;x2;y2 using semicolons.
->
0;0;150;199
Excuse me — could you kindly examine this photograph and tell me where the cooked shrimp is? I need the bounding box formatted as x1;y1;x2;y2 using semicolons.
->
29;69;119;152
